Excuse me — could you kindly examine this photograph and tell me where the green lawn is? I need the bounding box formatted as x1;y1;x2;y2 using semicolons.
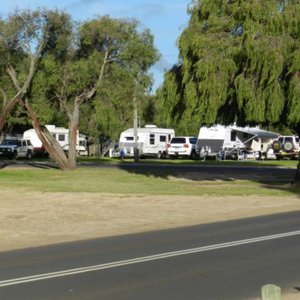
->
0;165;298;197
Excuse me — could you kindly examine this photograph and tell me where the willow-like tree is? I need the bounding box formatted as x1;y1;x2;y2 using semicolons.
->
157;0;300;184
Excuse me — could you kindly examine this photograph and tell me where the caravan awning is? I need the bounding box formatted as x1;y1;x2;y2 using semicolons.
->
231;127;279;139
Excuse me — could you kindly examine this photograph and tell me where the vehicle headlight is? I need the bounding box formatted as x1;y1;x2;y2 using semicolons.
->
7;148;11;152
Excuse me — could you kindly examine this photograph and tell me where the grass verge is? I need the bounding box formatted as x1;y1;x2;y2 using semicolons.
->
0;167;298;197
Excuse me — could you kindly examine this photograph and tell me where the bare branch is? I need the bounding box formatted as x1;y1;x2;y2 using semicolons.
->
0;88;8;107
6;66;21;91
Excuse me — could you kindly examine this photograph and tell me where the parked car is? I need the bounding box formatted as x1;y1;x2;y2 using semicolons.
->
167;136;198;159
0;138;33;159
272;135;299;160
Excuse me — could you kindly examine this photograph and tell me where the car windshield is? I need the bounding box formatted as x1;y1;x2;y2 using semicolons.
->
170;138;186;144
1;139;18;145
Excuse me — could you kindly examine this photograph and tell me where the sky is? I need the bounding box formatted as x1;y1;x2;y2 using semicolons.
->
0;0;191;92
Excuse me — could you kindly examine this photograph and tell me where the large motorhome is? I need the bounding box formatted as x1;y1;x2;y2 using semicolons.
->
23;125;88;157
118;125;175;158
196;124;279;160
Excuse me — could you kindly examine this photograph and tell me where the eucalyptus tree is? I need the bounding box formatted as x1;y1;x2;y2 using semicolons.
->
0;10;48;132
33;15;158;169
0;9;79;169
157;0;300;183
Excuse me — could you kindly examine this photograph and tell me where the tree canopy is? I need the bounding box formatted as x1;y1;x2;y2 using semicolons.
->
0;9;159;169
156;0;300;136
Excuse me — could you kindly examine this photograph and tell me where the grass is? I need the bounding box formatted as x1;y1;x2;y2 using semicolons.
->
0;166;298;197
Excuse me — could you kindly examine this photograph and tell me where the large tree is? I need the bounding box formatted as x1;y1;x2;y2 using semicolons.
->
157;0;300;184
0;9;76;168
31;15;158;169
0;10;47;132
0;10;158;170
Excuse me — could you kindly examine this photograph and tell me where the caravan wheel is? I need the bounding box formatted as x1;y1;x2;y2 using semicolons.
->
156;151;162;159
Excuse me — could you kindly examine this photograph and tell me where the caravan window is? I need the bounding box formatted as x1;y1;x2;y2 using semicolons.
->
58;134;65;141
150;134;155;145
160;135;166;142
230;131;236;141
125;136;134;141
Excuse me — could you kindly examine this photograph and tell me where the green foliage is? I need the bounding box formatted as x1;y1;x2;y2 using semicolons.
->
28;14;159;142
157;0;300;134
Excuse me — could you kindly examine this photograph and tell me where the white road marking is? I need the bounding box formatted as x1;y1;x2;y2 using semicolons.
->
1;230;300;287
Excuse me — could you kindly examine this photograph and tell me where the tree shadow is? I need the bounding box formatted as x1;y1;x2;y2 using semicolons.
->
116;162;300;197
0;160;59;169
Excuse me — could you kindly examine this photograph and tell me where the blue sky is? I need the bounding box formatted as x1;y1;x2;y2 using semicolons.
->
0;0;191;91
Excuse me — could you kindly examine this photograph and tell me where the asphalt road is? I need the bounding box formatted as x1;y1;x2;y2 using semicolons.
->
0;211;300;299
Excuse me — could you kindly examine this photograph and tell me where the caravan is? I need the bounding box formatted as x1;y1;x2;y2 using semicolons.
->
23;125;88;157
119;125;175;158
196;125;279;160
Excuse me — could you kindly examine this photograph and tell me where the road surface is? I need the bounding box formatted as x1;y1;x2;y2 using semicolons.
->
0;211;300;299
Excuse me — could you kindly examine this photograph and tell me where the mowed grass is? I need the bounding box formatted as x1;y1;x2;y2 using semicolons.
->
0;167;298;197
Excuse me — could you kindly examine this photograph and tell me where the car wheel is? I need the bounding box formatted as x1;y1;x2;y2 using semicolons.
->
11;150;18;160
27;151;32;159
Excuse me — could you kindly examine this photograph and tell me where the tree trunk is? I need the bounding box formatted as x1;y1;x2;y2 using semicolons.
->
24;100;71;170
67;105;80;170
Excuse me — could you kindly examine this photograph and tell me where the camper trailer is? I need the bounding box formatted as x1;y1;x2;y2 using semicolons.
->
23;125;88;157
196;125;279;160
118;125;175;158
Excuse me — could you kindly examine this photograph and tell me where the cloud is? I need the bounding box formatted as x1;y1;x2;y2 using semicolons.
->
64;0;104;10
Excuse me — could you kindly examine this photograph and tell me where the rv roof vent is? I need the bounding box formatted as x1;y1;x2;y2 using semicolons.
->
145;124;157;128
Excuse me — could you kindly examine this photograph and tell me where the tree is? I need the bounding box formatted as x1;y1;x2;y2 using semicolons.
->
157;0;300;184
32;15;158;169
0;9;77;169
1;10;158;170
0;10;46;132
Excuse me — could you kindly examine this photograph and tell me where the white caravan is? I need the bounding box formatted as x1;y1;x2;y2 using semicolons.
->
196;124;279;159
23;125;88;157
119;125;175;158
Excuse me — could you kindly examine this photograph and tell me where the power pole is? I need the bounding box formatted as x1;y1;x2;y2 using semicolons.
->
133;94;139;162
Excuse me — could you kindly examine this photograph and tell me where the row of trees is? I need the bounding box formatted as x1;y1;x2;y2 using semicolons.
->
0;9;159;170
155;0;300;184
0;2;299;183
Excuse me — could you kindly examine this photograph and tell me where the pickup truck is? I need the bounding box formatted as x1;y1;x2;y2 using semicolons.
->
0;138;33;159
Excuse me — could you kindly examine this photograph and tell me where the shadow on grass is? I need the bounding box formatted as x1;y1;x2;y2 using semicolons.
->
0;158;299;196
115;161;300;197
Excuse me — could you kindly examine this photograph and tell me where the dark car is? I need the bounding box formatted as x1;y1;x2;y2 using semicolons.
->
0;138;33;159
0;139;19;159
